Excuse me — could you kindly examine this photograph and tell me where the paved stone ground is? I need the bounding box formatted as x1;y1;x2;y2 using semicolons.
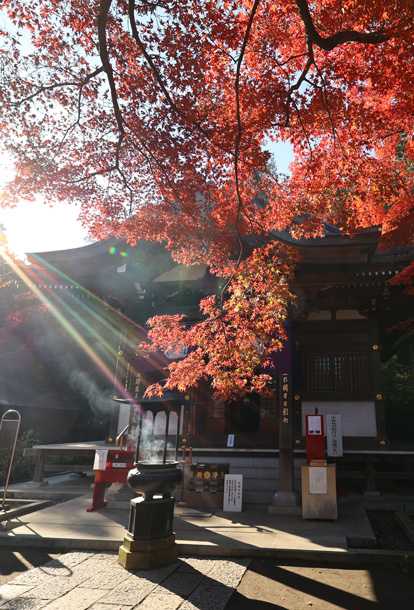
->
0;551;249;610
3;552;414;610
226;558;414;609
0;551;61;587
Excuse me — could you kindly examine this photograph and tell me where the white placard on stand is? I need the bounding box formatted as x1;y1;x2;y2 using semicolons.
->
223;474;243;512
93;450;108;471
309;466;328;494
326;414;343;457
308;415;322;435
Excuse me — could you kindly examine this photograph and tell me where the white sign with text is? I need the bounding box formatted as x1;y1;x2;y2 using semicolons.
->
327;414;343;457
223;474;243;512
93;450;108;471
309;466;328;494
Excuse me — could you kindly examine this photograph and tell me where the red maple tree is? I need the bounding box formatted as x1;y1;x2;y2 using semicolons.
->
1;1;413;396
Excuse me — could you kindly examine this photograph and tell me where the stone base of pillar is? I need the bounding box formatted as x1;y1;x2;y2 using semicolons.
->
118;532;178;570
267;491;301;515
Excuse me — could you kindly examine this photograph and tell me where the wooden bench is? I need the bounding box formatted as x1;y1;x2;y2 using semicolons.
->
23;442;113;484
23;442;414;493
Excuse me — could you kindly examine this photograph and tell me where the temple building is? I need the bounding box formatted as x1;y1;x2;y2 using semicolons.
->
23;225;414;506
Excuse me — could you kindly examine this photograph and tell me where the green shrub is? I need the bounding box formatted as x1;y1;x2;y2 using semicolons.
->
0;430;40;486
382;355;414;442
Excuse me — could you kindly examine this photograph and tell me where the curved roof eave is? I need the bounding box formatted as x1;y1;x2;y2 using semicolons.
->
26;236;123;266
269;225;381;248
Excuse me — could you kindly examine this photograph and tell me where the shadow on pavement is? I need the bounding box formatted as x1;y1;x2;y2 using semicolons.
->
0;549;61;585
225;558;414;609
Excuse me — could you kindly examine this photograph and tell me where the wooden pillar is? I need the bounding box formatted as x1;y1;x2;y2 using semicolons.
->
107;402;120;443
279;373;294;492
369;314;386;439
268;373;300;512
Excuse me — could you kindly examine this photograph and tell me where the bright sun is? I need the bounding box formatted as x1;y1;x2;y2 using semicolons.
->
0;141;293;261
1;152;88;260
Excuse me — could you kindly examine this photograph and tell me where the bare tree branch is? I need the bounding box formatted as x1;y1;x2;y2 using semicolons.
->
98;0;125;136
216;0;262;307
295;0;391;50
234;0;261;230
127;0;229;153
98;0;139;196
3;67;105;108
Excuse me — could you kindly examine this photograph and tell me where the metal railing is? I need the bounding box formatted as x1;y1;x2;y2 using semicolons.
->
0;409;21;509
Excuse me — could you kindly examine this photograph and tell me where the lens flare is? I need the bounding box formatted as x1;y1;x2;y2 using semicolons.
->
0;248;143;403
108;246;129;258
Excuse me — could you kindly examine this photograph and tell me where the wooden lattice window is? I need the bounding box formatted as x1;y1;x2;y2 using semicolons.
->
208;397;225;418
304;352;373;393
259;378;278;419
260;395;278;418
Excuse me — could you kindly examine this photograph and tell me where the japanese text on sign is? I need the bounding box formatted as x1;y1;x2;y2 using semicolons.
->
308;415;322;435
326;414;343;457
309;466;328;494
223;475;243;512
282;374;289;424
93;450;108;471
